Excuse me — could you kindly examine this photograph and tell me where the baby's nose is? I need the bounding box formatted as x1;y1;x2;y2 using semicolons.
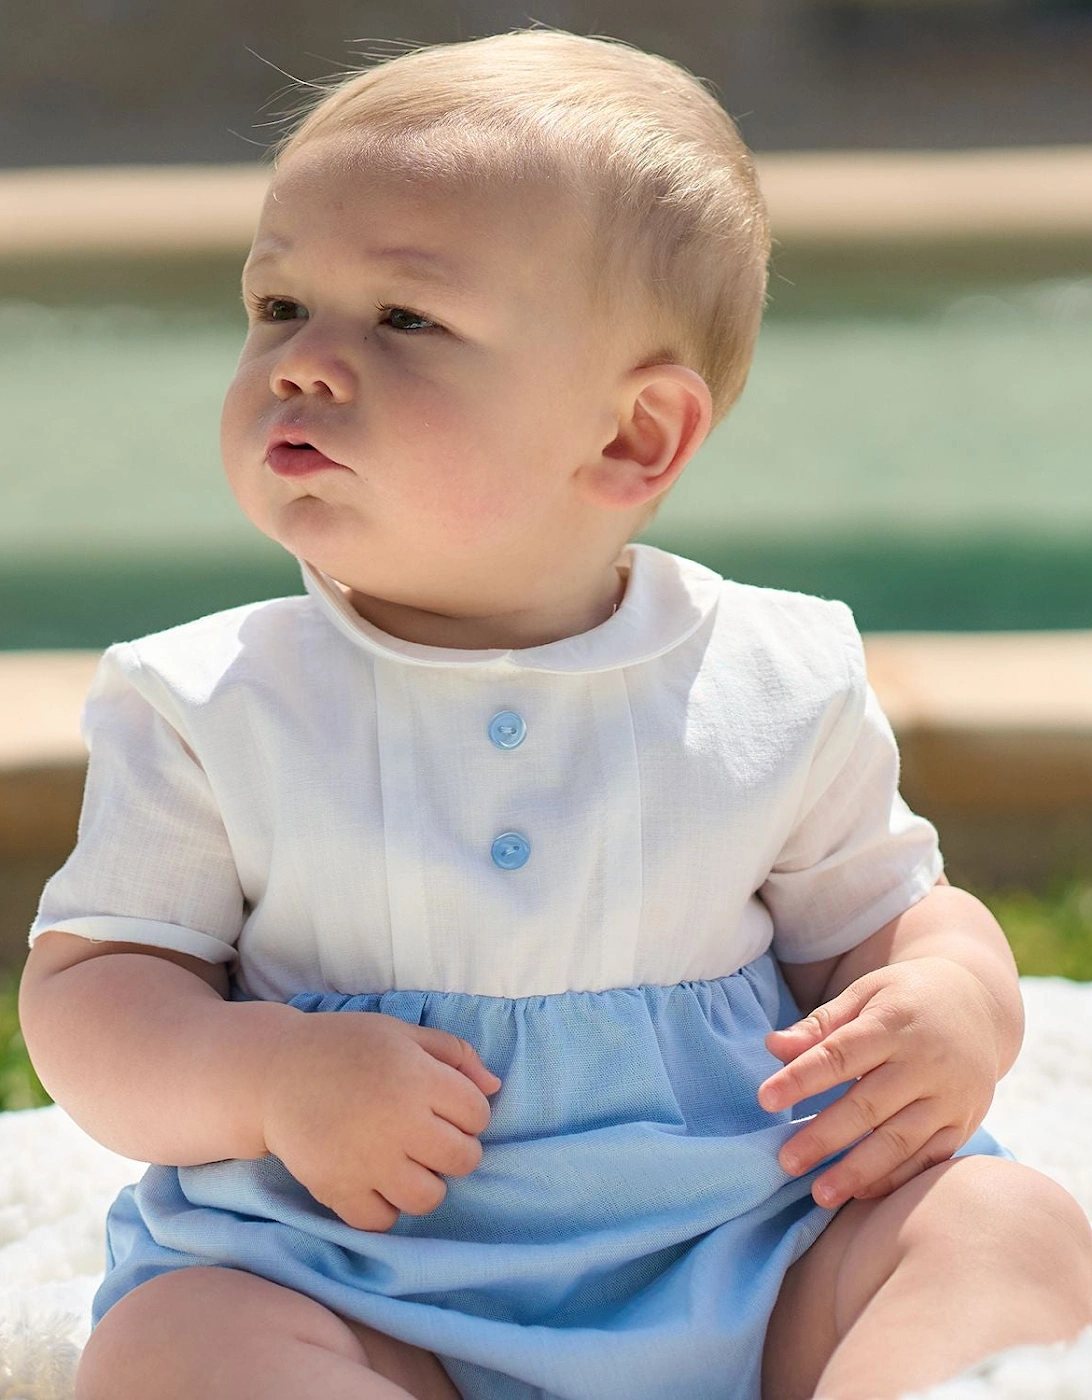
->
270;334;357;403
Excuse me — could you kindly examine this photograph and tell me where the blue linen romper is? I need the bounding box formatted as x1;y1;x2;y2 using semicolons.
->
34;544;1015;1400
94;967;1012;1399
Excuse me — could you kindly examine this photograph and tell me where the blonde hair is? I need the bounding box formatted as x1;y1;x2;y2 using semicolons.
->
272;29;770;434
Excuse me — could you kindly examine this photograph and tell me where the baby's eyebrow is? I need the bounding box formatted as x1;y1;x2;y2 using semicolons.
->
369;245;468;286
244;241;479;299
243;238;290;275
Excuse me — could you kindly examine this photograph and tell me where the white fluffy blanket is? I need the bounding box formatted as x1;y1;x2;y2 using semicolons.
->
2;976;1091;1400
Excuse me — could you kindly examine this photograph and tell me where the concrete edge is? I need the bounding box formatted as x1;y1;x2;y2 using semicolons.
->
3;638;1091;969
2;634;1092;858
2;147;1091;257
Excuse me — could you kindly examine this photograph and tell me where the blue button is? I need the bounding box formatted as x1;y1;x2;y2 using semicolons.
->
491;831;530;870
488;710;526;749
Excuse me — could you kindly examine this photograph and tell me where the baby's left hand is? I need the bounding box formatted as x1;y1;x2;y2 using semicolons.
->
758;956;1003;1210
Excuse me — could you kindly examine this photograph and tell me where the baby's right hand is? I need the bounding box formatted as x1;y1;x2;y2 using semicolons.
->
259;1010;502;1233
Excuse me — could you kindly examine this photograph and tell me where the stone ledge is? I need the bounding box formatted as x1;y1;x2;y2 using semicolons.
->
863;632;1092;812
3;635;1091;846
0;652;101;776
3;637;1091;969
2;147;1090;259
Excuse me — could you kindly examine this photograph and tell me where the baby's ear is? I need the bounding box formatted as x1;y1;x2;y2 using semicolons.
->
578;364;712;511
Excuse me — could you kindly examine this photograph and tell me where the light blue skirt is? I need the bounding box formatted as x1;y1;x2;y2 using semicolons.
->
92;949;1014;1399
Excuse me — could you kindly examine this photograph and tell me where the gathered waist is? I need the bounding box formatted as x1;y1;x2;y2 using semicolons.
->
227;952;816;1148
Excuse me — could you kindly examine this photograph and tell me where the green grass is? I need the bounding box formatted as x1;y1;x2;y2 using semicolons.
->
963;874;1092;983
0;966;50;1112
2;875;1091;1115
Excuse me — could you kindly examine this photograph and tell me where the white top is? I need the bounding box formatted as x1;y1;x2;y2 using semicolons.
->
30;543;943;1001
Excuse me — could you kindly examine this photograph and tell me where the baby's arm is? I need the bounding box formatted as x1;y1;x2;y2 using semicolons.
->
19;930;300;1165
20;642;501;1228
761;880;1024;1208
20;930;500;1230
781;878;1024;1078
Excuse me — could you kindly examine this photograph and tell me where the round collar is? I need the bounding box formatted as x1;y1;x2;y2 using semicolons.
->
300;543;723;674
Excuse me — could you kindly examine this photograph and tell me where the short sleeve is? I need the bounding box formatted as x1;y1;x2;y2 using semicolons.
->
763;603;943;964
28;643;244;964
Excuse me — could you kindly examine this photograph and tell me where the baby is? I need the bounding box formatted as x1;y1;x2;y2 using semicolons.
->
19;27;1092;1400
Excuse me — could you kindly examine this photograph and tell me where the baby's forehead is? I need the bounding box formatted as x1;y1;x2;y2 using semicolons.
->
272;132;583;226
260;137;608;297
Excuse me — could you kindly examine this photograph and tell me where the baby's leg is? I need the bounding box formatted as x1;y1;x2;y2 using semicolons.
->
76;1265;461;1400
762;1156;1092;1400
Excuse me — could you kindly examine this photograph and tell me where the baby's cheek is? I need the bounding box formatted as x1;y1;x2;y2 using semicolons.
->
220;364;262;460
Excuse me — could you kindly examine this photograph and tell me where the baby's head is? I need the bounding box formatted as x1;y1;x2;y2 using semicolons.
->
221;29;770;646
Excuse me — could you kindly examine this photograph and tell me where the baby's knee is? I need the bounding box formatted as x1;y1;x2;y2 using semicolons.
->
904;1157;1092;1278
982;1160;1092;1294
76;1272;183;1400
76;1265;369;1399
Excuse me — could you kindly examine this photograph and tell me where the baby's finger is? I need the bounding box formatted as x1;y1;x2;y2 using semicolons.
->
327;1188;400;1234
764;1023;821;1064
810;1099;948;1209
759;1018;886;1111
407;1113;485;1179
766;1017;826;1056
411;1025;503;1095
430;1059;495;1136
382;1159;450;1217
777;1061;906;1175
766;971;889;1064
849;1126;965;1202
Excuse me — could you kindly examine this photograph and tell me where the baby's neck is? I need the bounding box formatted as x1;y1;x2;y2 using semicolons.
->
344;564;629;651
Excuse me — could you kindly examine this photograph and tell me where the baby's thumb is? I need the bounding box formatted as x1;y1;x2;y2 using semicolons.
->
413;1025;503;1094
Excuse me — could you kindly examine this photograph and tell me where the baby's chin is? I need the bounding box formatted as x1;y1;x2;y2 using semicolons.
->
245;494;373;567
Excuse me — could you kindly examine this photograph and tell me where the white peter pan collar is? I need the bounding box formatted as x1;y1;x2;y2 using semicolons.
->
299;543;723;674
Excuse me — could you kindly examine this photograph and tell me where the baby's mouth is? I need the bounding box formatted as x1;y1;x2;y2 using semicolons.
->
266;441;350;477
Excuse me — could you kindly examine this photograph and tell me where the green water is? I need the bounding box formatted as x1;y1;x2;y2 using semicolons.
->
2;250;1090;648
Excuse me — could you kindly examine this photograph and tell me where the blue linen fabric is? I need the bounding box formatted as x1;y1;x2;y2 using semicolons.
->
91;949;1014;1399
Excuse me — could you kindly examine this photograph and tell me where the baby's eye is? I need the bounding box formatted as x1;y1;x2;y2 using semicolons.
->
246;293;304;322
377;303;440;334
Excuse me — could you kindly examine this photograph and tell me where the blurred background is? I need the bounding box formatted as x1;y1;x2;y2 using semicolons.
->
1;0;1091;645
1;0;1091;1104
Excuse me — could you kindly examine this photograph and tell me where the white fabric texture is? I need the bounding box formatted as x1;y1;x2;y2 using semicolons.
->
28;542;942;1001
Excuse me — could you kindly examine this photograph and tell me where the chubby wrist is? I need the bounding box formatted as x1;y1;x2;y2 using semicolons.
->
935;946;1025;1081
219;997;308;1160
823;885;1025;1082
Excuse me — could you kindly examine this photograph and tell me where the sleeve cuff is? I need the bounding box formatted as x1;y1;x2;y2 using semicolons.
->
28;915;238;965
775;849;945;964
